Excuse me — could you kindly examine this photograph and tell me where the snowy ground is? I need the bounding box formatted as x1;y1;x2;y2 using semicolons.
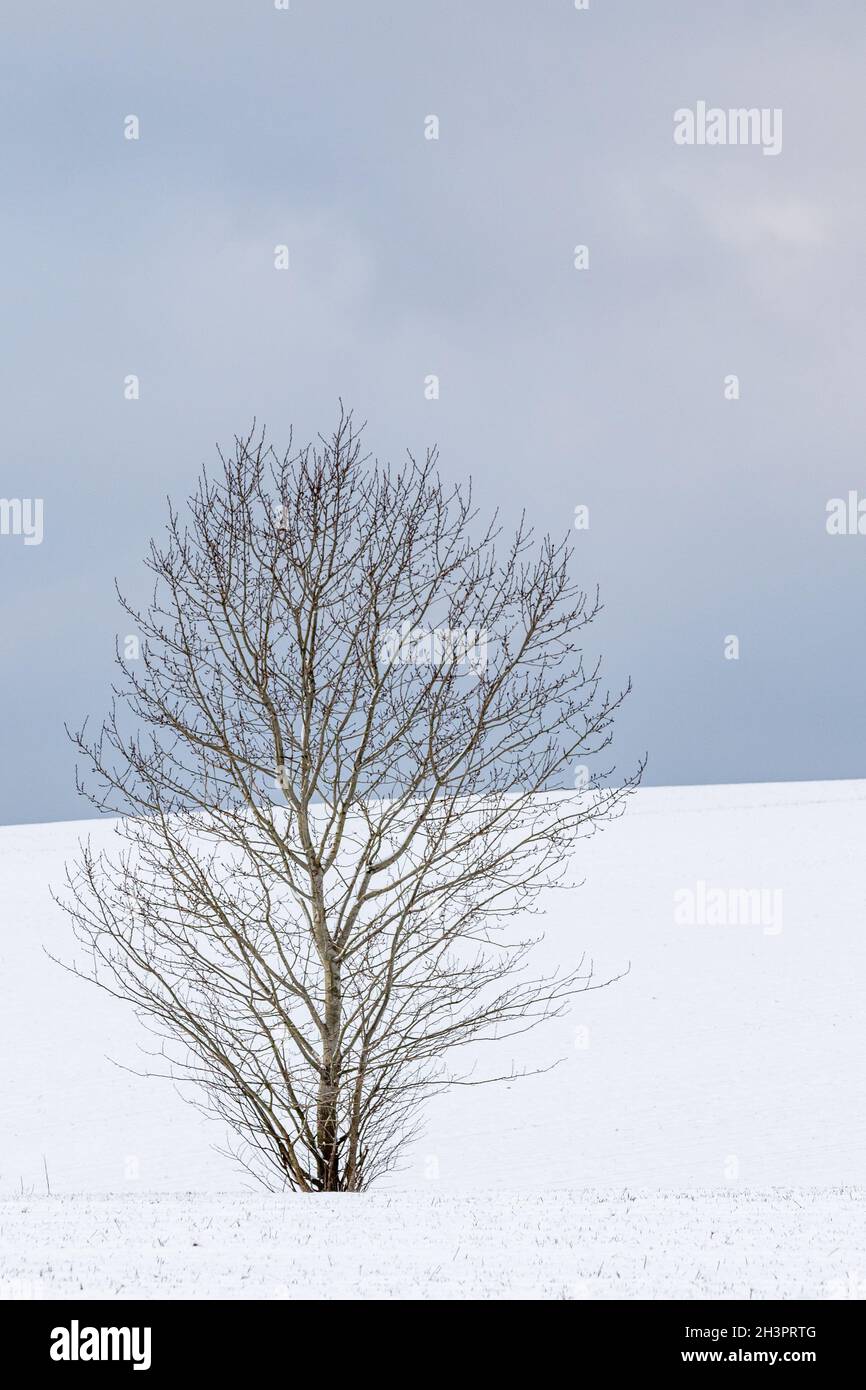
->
1;780;864;1297
2;1188;864;1301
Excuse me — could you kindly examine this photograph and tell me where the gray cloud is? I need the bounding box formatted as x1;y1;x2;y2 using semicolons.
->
1;0;864;822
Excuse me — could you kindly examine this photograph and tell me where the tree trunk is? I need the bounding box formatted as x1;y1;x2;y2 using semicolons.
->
317;954;341;1190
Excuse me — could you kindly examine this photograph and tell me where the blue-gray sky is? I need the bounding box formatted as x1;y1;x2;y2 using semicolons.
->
1;0;865;824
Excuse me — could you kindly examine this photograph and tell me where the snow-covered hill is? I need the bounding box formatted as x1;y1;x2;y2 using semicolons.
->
2;780;865;1196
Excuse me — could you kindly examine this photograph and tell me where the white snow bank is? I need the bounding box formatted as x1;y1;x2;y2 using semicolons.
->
1;779;864;1194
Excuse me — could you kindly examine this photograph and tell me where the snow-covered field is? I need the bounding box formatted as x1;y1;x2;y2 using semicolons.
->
1;780;864;1297
3;1189;864;1301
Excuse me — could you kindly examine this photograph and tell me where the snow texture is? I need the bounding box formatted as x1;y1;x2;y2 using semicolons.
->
2;1190;863;1301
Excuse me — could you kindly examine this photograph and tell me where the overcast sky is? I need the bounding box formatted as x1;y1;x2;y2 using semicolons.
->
1;0;865;824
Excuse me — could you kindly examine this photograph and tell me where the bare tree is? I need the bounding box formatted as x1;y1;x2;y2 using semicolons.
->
55;409;641;1192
